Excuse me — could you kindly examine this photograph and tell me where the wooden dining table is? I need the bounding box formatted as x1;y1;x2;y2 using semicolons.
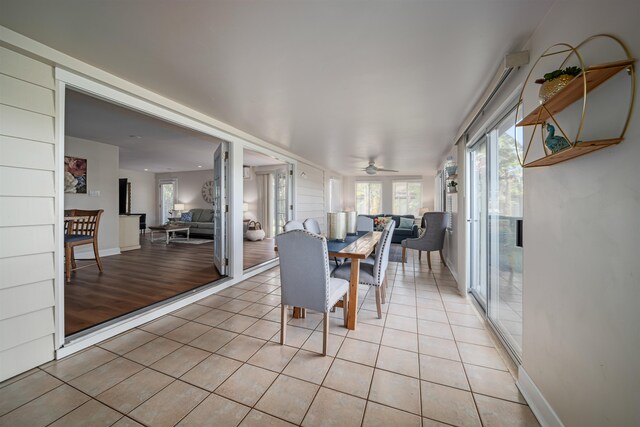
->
276;231;382;330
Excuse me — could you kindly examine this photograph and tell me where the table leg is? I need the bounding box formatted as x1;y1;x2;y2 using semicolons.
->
293;307;303;318
187;228;190;241
166;231;170;244
347;258;360;330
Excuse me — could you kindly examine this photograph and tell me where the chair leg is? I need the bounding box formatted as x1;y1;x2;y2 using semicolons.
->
401;247;406;263
375;287;382;319
323;312;329;356
93;240;104;272
381;276;387;304
439;250;447;266
342;293;349;327
280;304;287;345
71;247;77;269
427;251;432;269
419;250;422;261
65;245;72;283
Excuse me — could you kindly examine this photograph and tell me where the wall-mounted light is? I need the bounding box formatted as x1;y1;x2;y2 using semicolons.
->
300;171;307;178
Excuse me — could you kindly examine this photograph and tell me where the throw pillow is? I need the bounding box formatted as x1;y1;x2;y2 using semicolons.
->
399;217;414;229
180;212;193;222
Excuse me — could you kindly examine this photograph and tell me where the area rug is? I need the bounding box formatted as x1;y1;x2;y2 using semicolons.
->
389;244;403;262
171;238;213;245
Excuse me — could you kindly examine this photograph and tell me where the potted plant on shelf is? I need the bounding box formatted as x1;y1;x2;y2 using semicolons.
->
447;181;458;193
535;66;582;103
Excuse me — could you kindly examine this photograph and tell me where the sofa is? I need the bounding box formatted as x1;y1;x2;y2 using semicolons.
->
173;208;214;238
362;214;419;243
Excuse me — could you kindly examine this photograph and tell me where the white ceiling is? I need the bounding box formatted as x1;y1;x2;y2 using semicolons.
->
1;0;554;175
243;150;287;167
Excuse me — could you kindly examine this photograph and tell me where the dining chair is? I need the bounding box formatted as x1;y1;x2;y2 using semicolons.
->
332;220;395;318
276;229;349;355
401;211;450;269
64;209;104;282
303;218;321;234
283;220;304;232
356;215;374;232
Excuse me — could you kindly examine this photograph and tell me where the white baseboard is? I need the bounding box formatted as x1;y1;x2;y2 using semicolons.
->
517;366;565;427
73;247;121;259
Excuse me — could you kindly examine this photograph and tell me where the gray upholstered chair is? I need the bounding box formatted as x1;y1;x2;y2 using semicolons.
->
276;229;349;355
303;218;321;234
356;215;374;232
283;220;304;232
401;212;450;269
332;220;395;318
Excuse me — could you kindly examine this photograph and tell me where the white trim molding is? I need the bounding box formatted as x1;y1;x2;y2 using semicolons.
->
517;366;565;427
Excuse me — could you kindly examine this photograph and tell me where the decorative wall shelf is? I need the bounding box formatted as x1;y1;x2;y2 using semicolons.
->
515;34;636;168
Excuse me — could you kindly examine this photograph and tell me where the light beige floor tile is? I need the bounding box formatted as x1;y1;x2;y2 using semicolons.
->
416;308;449;323
197;294;234;308
0;370;62;416
346;322;384;343
303;387;366;427
263;307;282;323
255;375;319;425
257;294;281;307
220;299;254;313
377;345;420;377
124;337;182;366
180;354;242;391
43;347;117;382
172;304;212;320
69;357;143;396
193;309;234;327
49;399;121;427
0;367;40;387
151;345;211;377
0;384;90;427
443;301;476;315
97;368;173;413
129;380;208;427
253;284;279;294
361;401;422;427
474;393;540;427
217;314;259;333
464;364;525;403
381;328;418;352
241;303;275;319
287;312;324;330
237;290;269;303
384;314;418;333
282;350;333;384
99;329;157;355
451;325;494;347
336;338;379;366
139;315;188;336
457;342;508;371
239;409;296;427
322;358;374;399
216;335;266;362
387;303;418;319
111;417;145;427
416;298;445;311
242;319;281;340
419;354;469;390
271;325;313;347
421;418;450;427
417;319;454;340
448;312;485;329
421;381;481;427
218;287;249;298
325;315;350;335
300;330;345;357
176;393;250;427
369;369;421;415
390;295;417;306
247;342;298;372
164;321;212;344
189;327;238;353
357;309;387;327
418;335;460;361
216;364;278;406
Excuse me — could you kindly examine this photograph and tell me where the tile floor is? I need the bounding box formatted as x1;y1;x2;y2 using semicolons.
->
0;251;540;427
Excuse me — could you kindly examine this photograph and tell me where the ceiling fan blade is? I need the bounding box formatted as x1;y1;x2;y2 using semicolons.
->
376;168;399;172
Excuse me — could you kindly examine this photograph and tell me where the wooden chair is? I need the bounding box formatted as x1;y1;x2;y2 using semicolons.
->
64;209;104;282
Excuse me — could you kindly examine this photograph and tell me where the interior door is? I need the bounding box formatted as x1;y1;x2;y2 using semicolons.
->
213;142;228;275
159;179;176;224
469;137;488;309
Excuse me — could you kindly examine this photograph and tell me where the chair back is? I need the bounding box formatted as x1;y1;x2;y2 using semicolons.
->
373;220;395;284
356;215;374;232
283;220;304;232
422;212;450;250
303;218;321;234
64;209;103;237
276;230;330;312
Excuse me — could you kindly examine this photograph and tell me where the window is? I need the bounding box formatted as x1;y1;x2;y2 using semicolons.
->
392;181;422;216
355;182;382;214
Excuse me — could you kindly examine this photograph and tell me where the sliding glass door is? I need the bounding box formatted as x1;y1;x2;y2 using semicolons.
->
468;107;524;359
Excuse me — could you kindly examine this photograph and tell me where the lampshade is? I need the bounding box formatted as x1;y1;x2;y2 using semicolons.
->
174;203;185;211
243;203;249;212
419;207;430;216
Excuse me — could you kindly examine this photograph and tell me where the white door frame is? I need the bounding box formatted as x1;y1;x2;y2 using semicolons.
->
158;178;178;224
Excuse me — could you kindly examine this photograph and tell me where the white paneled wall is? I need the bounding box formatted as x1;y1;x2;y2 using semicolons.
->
0;46;56;381
296;162;325;232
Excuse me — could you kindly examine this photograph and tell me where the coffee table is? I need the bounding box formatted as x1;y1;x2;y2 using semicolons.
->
148;224;191;244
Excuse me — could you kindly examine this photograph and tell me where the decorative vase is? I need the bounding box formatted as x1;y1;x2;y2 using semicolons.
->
345;211;357;234
445;165;458;176
327;212;347;241
538;74;575;103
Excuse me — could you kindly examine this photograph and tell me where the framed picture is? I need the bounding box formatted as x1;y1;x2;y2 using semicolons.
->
64;156;87;193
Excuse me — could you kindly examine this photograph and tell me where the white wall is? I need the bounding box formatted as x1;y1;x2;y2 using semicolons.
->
0;46;56;381
296;162;326;232
155;169;215;212
119;168;157;227
342;174;435;214
242;166;258;221
437;145;463;286
64;136;119;255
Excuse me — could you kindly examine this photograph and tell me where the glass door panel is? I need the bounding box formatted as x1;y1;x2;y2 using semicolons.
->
469;138;488;309
159;180;175;224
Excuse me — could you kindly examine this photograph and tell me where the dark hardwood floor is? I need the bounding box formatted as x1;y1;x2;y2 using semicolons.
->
65;235;279;336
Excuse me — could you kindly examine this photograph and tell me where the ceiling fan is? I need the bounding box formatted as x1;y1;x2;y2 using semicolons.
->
361;160;398;175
